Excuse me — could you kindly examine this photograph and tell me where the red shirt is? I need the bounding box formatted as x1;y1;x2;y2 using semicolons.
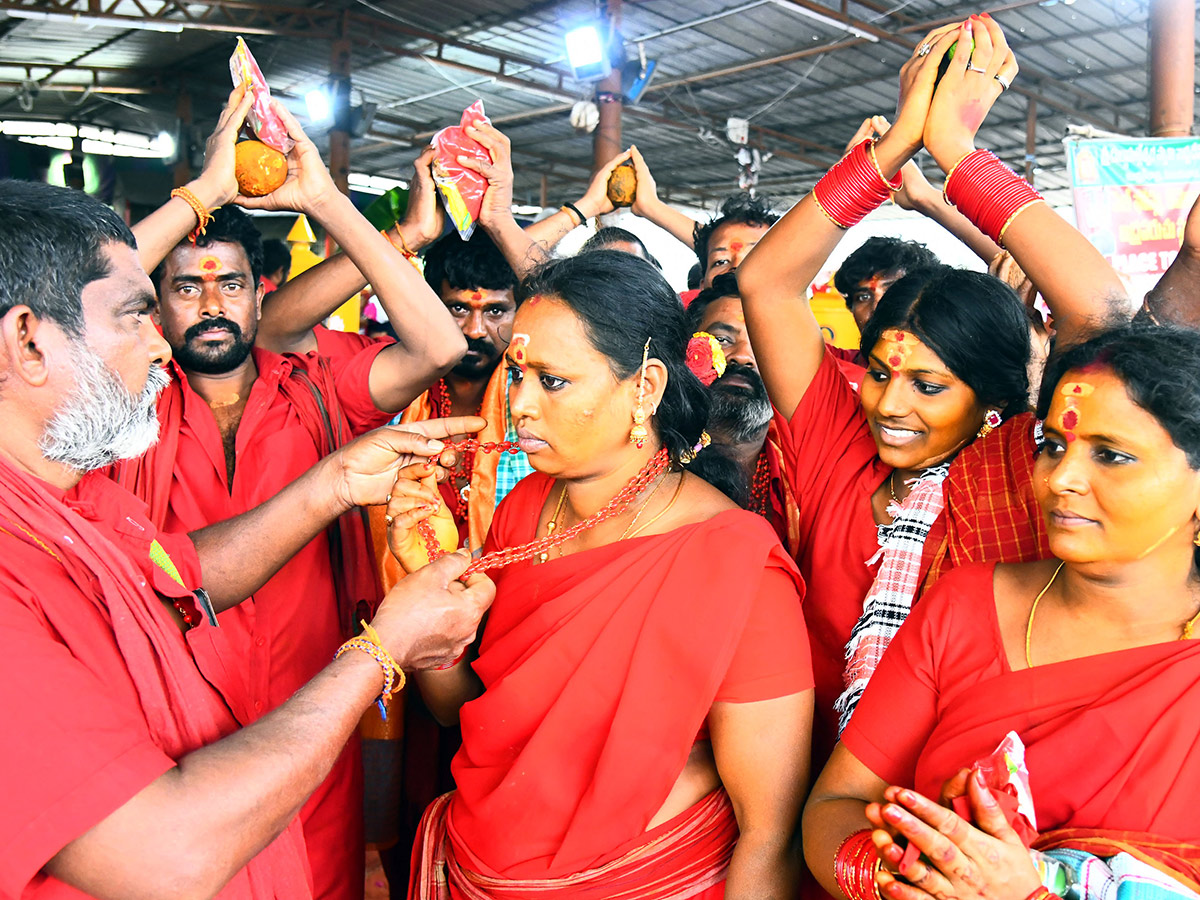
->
154;346;390;900
0;468;310;899
773;349;889;765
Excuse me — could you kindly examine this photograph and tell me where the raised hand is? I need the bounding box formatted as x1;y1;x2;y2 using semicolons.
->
398;146;445;249
193;83;255;209
233;99;339;215
369;550;495;670
576;147;633;219
923;15;1019;171
456;119;514;231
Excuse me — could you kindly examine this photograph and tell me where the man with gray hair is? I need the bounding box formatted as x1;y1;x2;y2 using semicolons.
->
0;178;493;900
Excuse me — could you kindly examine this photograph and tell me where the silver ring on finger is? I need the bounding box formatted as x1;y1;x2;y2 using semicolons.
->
385;514;395;525
966;62;988;74
917;42;933;57
995;73;1012;90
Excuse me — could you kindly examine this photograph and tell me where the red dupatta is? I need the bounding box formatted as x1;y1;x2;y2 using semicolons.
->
0;459;311;898
437;476;805;882
912;640;1200;845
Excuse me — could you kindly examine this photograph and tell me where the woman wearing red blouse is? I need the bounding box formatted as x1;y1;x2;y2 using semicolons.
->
805;324;1200;900
737;17;1127;767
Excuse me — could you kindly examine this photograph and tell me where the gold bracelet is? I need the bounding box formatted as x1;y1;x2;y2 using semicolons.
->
997;198;1046;247
940;150;976;206
867;141;902;193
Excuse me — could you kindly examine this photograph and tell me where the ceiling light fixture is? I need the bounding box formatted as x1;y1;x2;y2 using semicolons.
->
765;1;880;43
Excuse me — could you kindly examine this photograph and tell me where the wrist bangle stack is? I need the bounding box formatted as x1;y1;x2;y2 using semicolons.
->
943;149;1045;247
812;139;901;229
170;187;214;244
336;619;405;721
560;201;586;227
834;830;882;900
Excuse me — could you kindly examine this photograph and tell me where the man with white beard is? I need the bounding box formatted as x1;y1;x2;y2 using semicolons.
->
0;179;494;900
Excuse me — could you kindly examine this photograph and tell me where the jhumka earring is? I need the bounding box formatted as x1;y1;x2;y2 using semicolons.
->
629;338;652;449
977;409;1003;439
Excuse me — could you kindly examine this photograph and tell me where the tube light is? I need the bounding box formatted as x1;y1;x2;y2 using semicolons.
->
766;1;880;43
306;88;332;124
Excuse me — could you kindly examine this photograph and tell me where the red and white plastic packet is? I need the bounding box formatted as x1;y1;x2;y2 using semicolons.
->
430;100;491;240
229;37;294;154
951;731;1039;846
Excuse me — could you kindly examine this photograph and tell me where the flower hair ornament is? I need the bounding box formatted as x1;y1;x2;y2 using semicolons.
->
686;332;727;386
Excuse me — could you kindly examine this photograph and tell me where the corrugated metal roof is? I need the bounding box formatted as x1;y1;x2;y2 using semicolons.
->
0;0;1179;213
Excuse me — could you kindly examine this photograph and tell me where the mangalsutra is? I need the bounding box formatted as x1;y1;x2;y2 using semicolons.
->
415;445;670;578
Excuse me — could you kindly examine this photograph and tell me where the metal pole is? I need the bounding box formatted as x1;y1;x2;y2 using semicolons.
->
1024;96;1037;186
1148;0;1195;136
592;0;623;174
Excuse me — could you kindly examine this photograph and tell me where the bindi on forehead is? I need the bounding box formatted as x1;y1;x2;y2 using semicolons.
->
1057;381;1095;443
509;333;530;372
470;290;483;301
881;327;918;374
199;255;223;282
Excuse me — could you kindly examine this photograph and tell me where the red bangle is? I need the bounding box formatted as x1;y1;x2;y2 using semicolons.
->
1025;888;1061;900
943;149;1044;247
834;830;880;900
812;140;900;229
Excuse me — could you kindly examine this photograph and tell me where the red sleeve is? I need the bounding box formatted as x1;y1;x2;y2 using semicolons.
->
331;340;396;435
775;348;882;521
314;324;385;367
840;564;995;785
715;561;813;702
825;343;858;362
0;558;175;896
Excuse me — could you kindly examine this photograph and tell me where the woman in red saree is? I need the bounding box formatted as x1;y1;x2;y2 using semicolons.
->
385;251;815;899
735;17;1129;770
804;324;1200;900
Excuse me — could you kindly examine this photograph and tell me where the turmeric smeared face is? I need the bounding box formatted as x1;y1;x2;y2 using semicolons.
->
1035;368;1200;566
860;329;988;472
505;296;647;480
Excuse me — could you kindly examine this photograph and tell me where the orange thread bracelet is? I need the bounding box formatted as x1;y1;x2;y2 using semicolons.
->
336;619;404;720
170;187;213;244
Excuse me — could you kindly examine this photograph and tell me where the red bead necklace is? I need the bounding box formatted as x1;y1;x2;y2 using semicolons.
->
431;379;484;520
748;450;772;517
417;446;671;578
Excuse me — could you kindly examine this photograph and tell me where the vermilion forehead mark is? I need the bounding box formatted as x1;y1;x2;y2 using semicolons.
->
881;327;916;374
864;275;886;292
471;290;483;301
509;333;530;372
729;240;745;253
199;255;222;282
1057;381;1094;443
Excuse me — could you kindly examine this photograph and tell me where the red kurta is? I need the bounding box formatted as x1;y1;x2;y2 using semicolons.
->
773;350;1051;769
0;462;311;899
843;562;1200;845
409;473;812;897
112;346;391;900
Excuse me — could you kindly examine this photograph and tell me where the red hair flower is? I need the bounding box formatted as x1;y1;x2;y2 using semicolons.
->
686;332;727;387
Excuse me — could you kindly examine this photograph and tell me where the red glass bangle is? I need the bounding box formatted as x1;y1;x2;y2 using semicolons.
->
1025;887;1061;900
943;149;1044;247
834;830;881;900
812;140;901;229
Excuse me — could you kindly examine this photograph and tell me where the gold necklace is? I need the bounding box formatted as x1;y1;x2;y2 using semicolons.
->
1025;561;1200;668
618;472;669;540
538;486;568;564
624;473;685;541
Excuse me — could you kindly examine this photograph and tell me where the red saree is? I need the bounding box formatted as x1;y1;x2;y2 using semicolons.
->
843;563;1200;851
408;473;812;898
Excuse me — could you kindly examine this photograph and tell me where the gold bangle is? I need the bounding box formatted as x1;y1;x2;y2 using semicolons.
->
868;141;902;193
941;150;976;206
997;198;1045;247
810;191;847;230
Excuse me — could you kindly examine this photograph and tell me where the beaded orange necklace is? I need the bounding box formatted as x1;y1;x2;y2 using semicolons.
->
416;446;671;577
748;450;772;517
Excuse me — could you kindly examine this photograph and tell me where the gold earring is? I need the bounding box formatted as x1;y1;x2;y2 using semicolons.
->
1193;531;1200;548
976;409;1003;439
629;338;651;449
